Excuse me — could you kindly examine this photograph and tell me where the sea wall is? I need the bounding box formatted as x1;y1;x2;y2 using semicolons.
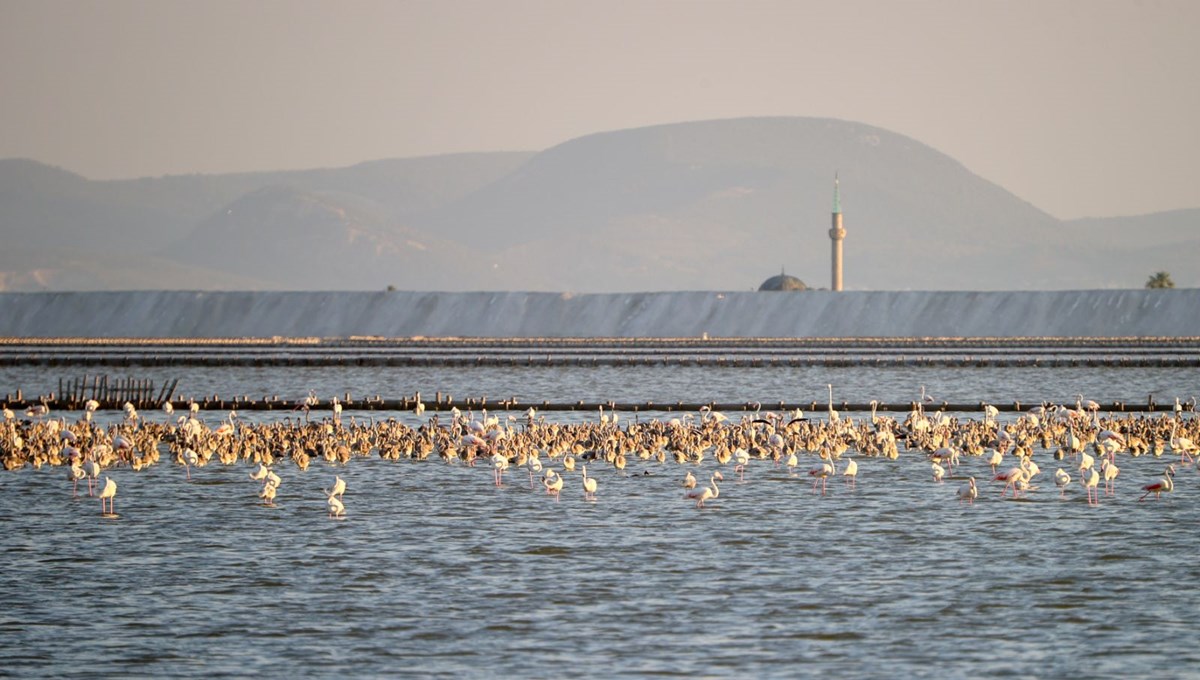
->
0;289;1197;339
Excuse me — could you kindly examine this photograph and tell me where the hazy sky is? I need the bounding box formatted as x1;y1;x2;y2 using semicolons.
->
2;0;1197;219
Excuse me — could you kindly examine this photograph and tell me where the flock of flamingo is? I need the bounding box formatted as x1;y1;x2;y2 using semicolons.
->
2;387;1197;517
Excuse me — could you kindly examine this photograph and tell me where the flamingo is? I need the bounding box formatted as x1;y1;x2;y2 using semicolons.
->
527;456;543;488
1020;456;1040;482
956;477;977;504
994;466;1028;497
327;492;345;518
733;448;750;481
581;465;598;501
249;463;270;482
67;460;85;496
1054;468;1071;497
181;448;199;479
987;448;1004;473
1169;421;1198;464
827;384;840;423
1082;467;1100;505
931;461;946;483
1138;465;1176;501
260;480;278;506
83;457;101;495
684;473;721;508
325;475;346;499
682;470;697;489
112;435;134;457
808;457;835;495
98;476;117;515
1100;458;1119;495
213;410;238;437
842;458;858;488
491;452;509;487
542;469;563;501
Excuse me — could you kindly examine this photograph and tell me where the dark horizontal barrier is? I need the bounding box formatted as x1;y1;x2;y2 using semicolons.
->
2;355;1200;368
2;395;1189;415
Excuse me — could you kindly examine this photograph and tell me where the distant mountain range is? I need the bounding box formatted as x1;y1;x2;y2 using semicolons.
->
1;117;1195;292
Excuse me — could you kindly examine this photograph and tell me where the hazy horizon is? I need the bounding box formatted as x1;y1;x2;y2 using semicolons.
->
2;0;1198;220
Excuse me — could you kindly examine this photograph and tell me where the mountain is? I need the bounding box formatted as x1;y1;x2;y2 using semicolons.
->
162;186;479;291
0;152;532;291
0;117;1195;292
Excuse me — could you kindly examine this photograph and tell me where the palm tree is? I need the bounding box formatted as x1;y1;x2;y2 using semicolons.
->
1146;271;1175;289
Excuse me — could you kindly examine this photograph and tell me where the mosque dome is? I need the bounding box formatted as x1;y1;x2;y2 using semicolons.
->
758;272;807;291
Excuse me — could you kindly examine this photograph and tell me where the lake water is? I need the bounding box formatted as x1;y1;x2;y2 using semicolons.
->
2;359;1199;678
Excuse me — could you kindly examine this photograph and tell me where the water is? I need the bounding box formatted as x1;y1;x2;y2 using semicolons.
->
2;360;1200;678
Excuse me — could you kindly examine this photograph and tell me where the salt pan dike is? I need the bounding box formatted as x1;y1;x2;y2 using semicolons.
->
1;289;1198;339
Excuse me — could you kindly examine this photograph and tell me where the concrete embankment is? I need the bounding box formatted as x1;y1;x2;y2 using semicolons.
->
0;289;1197;339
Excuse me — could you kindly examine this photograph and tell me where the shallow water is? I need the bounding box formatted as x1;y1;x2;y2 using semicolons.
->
2;361;1199;678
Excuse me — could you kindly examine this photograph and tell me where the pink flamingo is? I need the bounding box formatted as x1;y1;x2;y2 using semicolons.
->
994;466;1028;498
1138;465;1176;501
808;458;834;495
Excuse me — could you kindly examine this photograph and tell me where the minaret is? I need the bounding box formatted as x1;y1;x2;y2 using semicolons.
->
828;174;845;291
